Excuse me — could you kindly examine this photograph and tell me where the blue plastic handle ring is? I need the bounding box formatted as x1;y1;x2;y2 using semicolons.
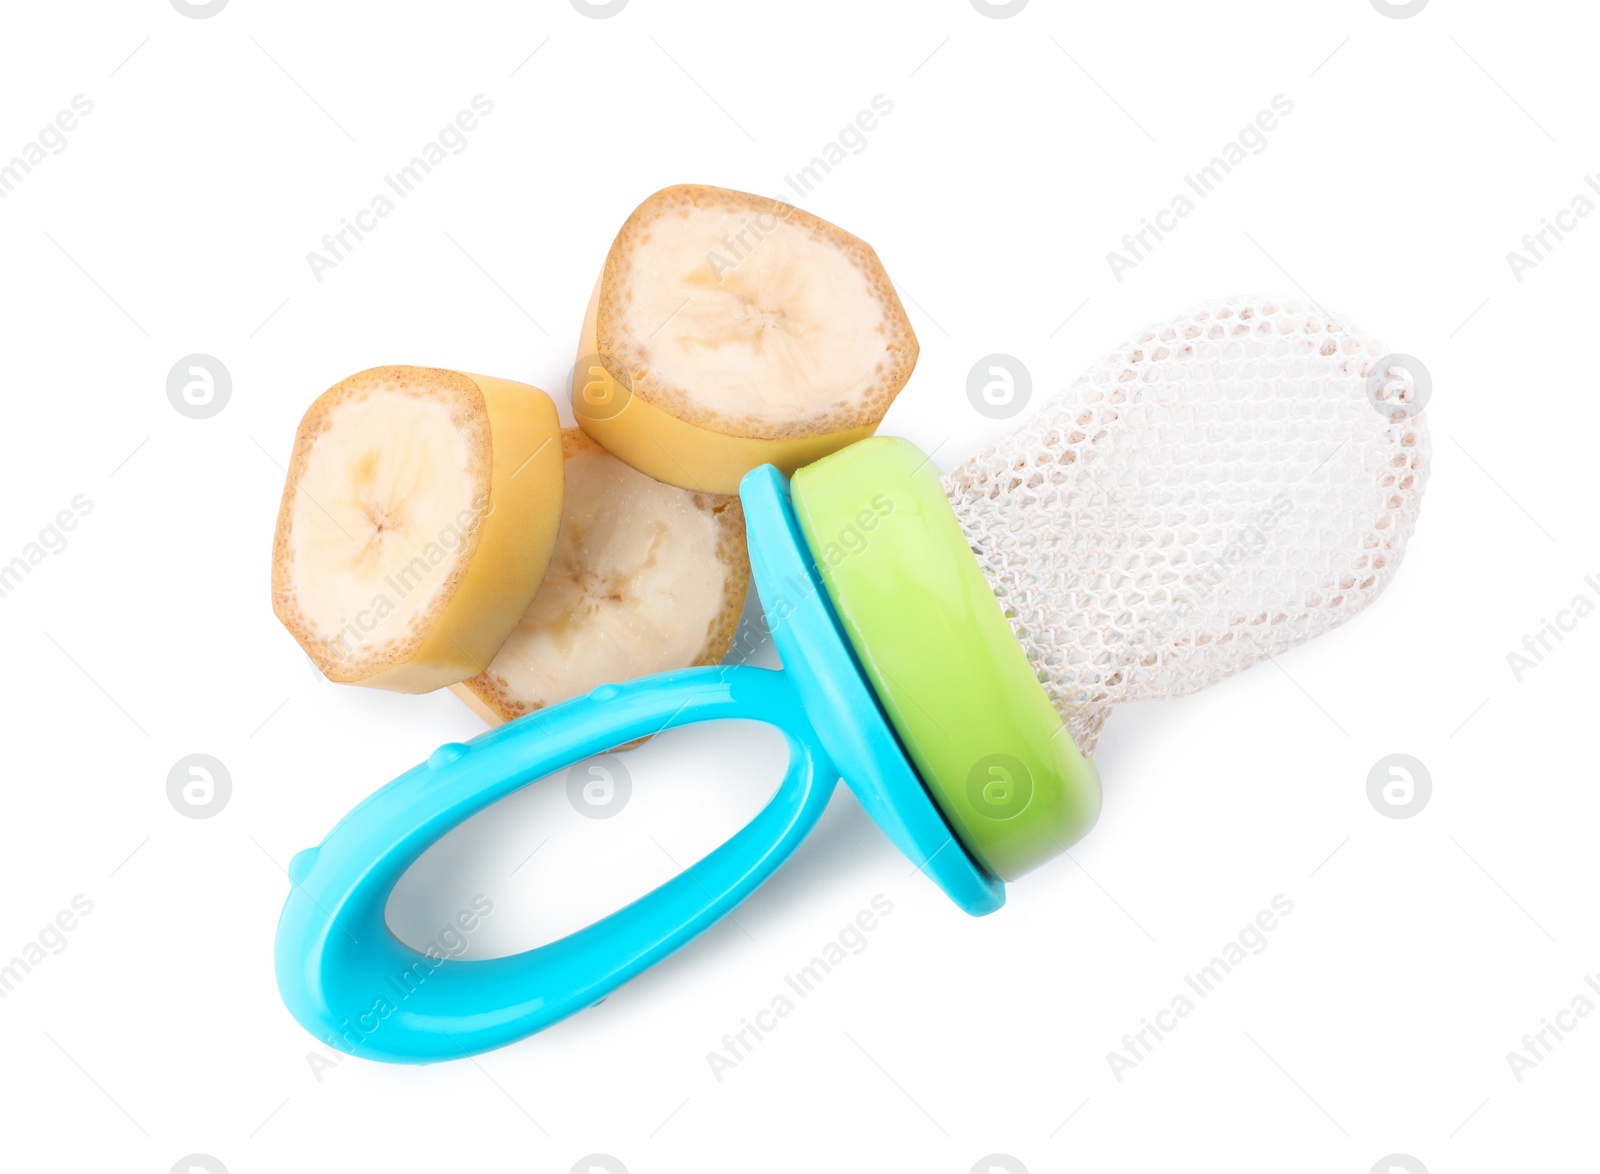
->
276;665;834;1062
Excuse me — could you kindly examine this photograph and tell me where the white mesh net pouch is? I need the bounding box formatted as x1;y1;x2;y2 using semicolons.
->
943;296;1429;754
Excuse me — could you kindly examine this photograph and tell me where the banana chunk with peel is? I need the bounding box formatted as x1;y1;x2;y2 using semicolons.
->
271;366;563;693
576;183;918;494
453;430;749;725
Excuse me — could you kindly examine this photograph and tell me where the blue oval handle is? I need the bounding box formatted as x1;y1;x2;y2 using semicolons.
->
274;664;836;1063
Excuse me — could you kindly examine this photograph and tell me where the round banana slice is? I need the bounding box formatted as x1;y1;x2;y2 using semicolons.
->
453;429;749;725
271;366;563;693
575;183;919;494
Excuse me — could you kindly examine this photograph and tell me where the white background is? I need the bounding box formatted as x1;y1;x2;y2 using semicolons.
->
0;0;1594;1171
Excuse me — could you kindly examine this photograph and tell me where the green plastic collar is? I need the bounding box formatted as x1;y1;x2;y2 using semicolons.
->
790;437;1100;881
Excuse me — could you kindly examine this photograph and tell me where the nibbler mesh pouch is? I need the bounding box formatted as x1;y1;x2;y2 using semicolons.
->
944;296;1430;753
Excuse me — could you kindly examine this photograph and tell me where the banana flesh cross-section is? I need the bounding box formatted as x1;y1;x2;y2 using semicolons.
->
270;366;563;693
453;429;749;724
575;184;919;494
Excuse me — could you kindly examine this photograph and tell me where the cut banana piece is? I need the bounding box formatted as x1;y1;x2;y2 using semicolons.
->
576;183;919;494
453;429;749;725
271;366;563;693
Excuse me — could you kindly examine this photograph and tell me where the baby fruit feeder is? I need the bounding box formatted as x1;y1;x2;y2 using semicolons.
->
275;297;1428;1061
